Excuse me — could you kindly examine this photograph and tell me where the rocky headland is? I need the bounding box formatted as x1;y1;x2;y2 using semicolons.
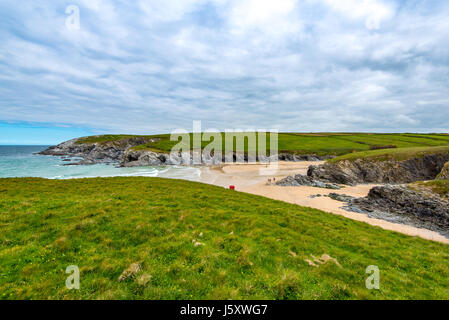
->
39;137;197;166
277;153;449;189
343;185;449;237
39;137;331;167
276;151;449;238
38;136;156;165
276;174;341;189
307;154;449;185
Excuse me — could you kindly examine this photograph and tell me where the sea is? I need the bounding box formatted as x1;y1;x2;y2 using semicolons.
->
0;145;201;180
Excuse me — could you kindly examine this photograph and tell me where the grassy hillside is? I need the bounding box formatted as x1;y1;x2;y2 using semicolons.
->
75;135;149;144
75;133;449;157
328;146;449;163
1;177;449;300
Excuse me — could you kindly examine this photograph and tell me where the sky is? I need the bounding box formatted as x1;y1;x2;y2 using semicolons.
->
1;0;449;144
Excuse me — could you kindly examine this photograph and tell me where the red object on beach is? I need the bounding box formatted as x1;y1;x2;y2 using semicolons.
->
229;185;235;190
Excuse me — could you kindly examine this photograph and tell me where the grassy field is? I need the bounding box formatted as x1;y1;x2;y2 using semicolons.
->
328;146;449;163
76;133;449;157
1;177;449;300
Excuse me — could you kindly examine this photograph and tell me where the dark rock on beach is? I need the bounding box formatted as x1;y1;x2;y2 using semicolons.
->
328;193;355;202
276;174;342;189
344;185;449;237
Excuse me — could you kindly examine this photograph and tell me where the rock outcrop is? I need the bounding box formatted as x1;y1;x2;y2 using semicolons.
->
39;136;159;165
344;185;449;237
307;154;449;185
120;149;196;167
437;162;449;180
40;137;329;166
328;193;355;202
276;174;341;189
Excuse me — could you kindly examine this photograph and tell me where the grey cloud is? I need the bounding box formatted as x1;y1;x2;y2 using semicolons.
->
0;0;448;134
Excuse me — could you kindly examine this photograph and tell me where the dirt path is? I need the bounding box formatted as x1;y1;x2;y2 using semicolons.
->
197;161;449;244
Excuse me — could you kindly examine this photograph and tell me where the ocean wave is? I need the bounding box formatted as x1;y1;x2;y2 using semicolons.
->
0;147;204;182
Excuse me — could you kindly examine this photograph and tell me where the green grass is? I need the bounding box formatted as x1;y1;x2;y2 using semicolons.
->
74;133;449;157
1;177;449;300
409;180;449;199
328;146;449;163
76;135;149;144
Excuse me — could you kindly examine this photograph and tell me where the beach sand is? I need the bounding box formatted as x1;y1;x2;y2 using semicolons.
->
198;161;449;244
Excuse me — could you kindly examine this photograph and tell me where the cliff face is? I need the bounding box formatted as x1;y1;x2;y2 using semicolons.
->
346;185;449;237
40;137;327;166
276;174;341;189
120;149;194;167
119;150;325;167
307;154;449;185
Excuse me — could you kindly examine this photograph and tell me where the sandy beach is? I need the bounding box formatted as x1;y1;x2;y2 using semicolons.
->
198;161;449;244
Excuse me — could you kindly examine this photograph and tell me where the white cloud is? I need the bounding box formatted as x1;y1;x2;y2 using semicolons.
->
0;0;449;134
229;0;302;36
139;0;211;23
321;0;395;29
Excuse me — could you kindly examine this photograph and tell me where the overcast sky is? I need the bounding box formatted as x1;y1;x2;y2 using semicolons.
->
1;0;449;143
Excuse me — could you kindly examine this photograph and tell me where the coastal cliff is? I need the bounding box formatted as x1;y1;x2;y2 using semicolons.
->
39;136;330;166
307;154;449;185
345;184;449;237
277;153;449;187
38;136;159;165
275;147;449;238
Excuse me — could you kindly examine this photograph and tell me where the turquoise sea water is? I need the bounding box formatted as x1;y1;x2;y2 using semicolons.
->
0;146;201;180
